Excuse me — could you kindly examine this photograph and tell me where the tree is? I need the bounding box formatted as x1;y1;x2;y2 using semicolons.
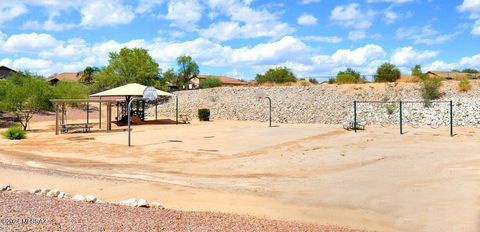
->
200;77;223;89
0;72;53;130
411;64;426;80
255;67;297;84
462;68;478;74
336;68;363;84
374;62;401;82
80;66;100;84
163;68;178;87
52;81;89;99
176;55;199;88
91;47;163;92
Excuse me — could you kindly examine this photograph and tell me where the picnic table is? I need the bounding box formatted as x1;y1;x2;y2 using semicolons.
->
61;123;93;133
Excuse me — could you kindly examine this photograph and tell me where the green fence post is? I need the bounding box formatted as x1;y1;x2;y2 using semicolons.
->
99;97;102;129
354;101;357;133
450;100;453;137
399;100;403;135
175;95;179;125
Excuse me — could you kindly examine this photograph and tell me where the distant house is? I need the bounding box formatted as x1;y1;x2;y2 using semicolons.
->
191;74;247;88
47;72;83;85
0;66;17;79
426;71;478;80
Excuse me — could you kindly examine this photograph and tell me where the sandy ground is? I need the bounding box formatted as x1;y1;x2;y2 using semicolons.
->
1;116;480;231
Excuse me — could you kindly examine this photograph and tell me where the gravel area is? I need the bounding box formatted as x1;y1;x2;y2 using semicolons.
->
0;191;365;232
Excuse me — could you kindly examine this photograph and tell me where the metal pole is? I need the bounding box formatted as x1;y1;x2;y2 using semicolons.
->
450;100;453;137
55;104;59;135
128;99;135;146
399;100;403;135
155;100;158;121
175;96;179;125
99;97;102;129
86;102;89;124
354;101;357;133
266;97;272;127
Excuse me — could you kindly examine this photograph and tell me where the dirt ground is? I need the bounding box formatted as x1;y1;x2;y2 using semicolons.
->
1;116;480;232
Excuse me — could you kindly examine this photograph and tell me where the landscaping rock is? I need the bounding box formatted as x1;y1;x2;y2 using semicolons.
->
31;188;41;194
0;184;10;191
46;189;60;197
40;188;50;195
152;84;480;127
137;199;149;207
85;195;97;203
120;198;138;207
72;194;85;202
150;201;165;209
57;192;66;199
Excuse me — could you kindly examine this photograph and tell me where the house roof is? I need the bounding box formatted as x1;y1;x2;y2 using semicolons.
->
197;74;247;85
426;71;467;78
48;72;82;82
90;83;174;98
0;66;16;72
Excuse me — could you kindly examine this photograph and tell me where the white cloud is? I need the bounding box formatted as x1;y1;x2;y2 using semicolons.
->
390;47;438;66
136;0;164;13
202;0;294;41
164;0;202;28
395;25;459;45
367;0;413;5
22;13;75;31
473;20;480;35
11;57;54;75
303;35;342;43
348;30;366;41
80;1;135;27
330;3;375;29
384;8;399;24
458;0;480;35
299;0;321;4
458;0;480;18
0;3;28;25
202;20;293;41
1;33;61;53
425;53;480;72
330;44;386;66
297;13;317;26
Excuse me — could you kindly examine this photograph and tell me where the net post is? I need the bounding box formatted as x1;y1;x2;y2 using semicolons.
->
354;101;357;133
175;95;179;125
450;100;453;137
399;100;403;135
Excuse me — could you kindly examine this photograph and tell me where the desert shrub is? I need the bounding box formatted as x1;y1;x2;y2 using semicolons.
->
198;108;210;121
421;78;442;105
336;68;362;84
308;78;318;84
336;74;359;84
2;125;27;140
328;77;336;84
458;78;471;92
200;77;223;89
255;67;297;84
374;63;401;82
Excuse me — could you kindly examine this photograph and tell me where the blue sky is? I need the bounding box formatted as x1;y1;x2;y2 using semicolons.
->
0;0;479;80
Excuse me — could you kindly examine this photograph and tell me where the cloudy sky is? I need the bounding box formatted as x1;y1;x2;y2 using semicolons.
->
0;0;479;80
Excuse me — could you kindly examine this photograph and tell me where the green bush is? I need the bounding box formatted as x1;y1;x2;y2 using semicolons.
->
328;77;336;84
458;78;471;92
200;77;223;89
308;78;318;84
198;108;210;121
3;125;27;140
336;68;363;84
421;78;442;105
255;67;297;84
374;62;401;82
